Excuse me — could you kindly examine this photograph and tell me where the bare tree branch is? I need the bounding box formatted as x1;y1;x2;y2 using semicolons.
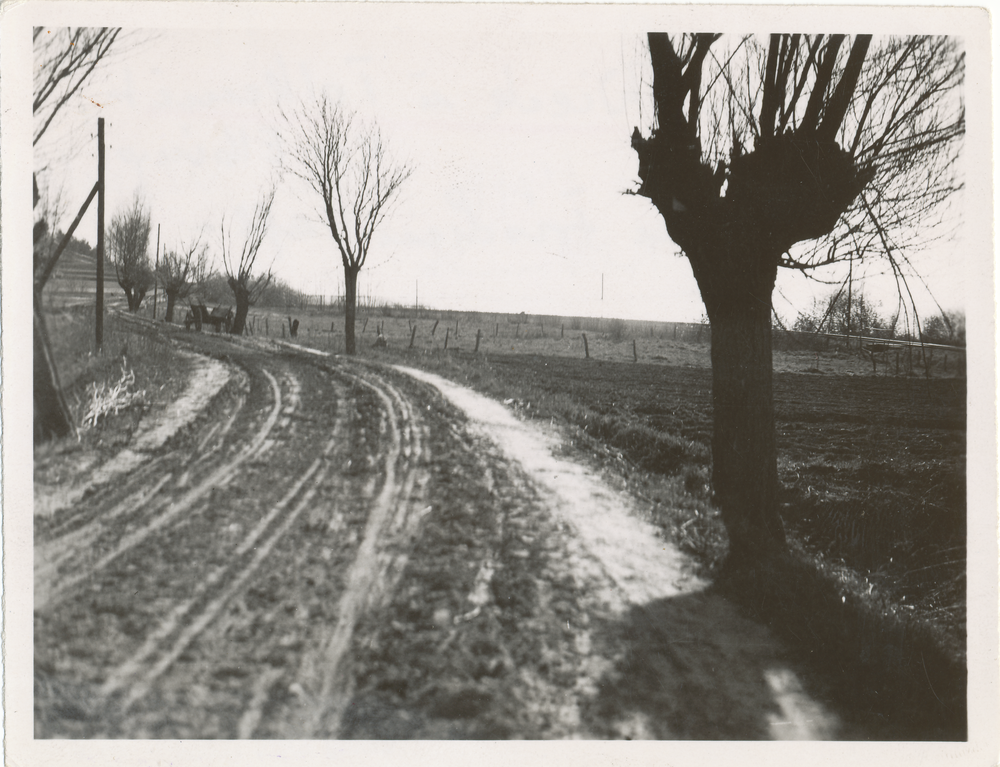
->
33;27;121;147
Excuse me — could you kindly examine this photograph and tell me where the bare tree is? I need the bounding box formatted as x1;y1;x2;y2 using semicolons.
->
33;26;121;147
221;188;276;335
109;195;154;312
629;34;963;567
280;94;411;354
157;237;210;322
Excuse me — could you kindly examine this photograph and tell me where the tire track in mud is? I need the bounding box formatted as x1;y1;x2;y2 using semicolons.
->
36;367;285;610
35;341;437;739
256;362;432;739
108;359;431;739
102;437;340;714
35;365;249;587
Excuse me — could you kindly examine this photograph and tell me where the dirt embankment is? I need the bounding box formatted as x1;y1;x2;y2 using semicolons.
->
35;331;873;739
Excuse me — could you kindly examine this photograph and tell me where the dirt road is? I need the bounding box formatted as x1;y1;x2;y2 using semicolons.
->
35;330;845;739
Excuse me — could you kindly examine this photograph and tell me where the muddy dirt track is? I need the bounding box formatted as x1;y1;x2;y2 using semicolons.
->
35;327;872;740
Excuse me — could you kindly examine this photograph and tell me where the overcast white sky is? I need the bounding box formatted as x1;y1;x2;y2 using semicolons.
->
31;5;974;324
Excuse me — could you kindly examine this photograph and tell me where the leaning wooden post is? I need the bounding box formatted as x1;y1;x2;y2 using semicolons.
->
633;339;638;363
444;327;450;350
455;319;459;337
409;324;417;349
475;329;482;352
432;319;439;336
362;316;368;334
495;322;498;338
561;324;564;338
582;333;589;359
96;117;105;351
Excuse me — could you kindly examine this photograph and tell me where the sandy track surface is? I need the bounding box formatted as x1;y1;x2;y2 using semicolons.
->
34;331;845;739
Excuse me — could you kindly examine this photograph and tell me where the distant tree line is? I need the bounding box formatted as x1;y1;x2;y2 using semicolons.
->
792;289;965;346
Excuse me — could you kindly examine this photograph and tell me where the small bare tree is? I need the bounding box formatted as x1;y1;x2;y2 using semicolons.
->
157;237;210;322
221;188;275;335
281;94;411;354
108;195;154;312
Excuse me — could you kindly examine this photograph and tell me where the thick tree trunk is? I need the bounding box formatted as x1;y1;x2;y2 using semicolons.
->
686;238;788;567
707;289;787;565
125;286;146;313
229;280;251;335
34;294;75;443
344;266;359;355
164;291;178;323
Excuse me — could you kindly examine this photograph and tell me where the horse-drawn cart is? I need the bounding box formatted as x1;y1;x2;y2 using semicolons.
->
184;304;233;333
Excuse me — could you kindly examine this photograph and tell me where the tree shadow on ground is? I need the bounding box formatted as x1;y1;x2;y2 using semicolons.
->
583;553;965;741
582;588;840;739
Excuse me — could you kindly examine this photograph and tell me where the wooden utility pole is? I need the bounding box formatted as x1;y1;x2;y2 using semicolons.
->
152;223;161;320
96;117;106;350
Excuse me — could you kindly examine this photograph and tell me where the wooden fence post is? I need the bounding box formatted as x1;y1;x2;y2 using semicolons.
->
475;329;482;353
495;322;498;338
582;333;589;359
633;339;638;363
432;319;439;336
455;319;459;337
561;324;564;339
409;324;417;349
444;327;450;350
362;317;368;334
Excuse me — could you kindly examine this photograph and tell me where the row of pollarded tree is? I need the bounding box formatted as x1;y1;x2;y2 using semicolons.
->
90;94;412;347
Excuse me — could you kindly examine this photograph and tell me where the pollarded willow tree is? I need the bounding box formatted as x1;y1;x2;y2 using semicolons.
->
158;237;210;323
108;195;154;312
280;94;411;355
221;188;276;336
630;34;963;567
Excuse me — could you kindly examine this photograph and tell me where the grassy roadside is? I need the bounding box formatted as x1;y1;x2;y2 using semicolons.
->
365;344;967;739
35;307;189;468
